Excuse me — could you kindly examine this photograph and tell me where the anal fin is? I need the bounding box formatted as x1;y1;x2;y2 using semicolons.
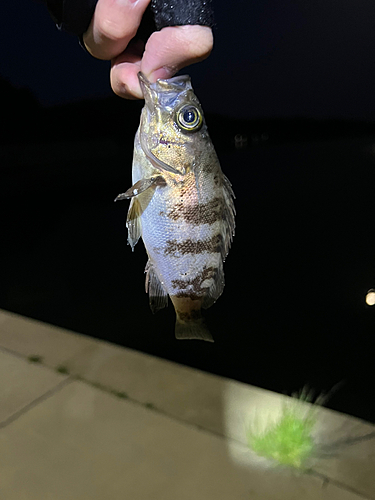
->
145;260;168;313
201;260;225;310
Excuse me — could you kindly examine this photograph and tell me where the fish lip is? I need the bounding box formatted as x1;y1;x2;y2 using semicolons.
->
152;74;192;92
138;72;156;108
138;72;191;91
138;71;150;89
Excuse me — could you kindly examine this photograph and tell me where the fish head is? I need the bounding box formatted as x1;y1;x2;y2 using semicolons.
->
138;72;209;176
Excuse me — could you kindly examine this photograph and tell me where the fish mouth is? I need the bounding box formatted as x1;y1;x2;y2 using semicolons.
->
138;72;154;104
138;72;191;92
138;72;192;109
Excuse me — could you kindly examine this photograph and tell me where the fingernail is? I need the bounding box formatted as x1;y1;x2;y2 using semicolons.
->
150;66;178;82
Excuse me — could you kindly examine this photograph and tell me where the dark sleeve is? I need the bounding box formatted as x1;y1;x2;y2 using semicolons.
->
151;0;214;30
45;0;98;35
44;0;214;37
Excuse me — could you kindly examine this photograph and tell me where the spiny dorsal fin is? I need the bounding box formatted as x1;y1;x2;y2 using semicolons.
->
222;174;236;259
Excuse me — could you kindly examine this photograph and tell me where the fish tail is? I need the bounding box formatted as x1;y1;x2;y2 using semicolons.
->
175;315;214;342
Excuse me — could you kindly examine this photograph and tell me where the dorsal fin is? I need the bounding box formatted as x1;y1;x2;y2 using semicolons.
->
222;174;236;259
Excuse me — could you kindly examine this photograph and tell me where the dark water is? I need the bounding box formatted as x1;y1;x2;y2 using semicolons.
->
1;136;375;422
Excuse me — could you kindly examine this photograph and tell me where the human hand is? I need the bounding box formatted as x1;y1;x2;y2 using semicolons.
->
82;0;213;100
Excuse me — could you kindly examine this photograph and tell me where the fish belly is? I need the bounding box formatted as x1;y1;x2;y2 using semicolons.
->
140;175;224;310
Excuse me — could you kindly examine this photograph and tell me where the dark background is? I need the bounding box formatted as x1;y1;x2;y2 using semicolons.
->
1;0;375;423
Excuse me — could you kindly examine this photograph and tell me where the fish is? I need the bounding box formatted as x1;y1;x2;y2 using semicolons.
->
115;72;235;342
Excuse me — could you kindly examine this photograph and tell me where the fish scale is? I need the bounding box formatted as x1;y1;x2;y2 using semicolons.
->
115;73;235;342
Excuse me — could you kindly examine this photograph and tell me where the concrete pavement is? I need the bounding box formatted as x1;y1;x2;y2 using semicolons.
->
0;308;373;499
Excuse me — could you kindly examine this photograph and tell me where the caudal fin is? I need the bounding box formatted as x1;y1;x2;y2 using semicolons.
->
175;317;214;342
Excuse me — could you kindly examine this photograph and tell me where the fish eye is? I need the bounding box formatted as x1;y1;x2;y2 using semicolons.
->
176;105;202;131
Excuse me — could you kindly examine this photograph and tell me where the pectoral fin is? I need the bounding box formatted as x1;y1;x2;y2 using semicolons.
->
114;176;165;201
126;198;142;251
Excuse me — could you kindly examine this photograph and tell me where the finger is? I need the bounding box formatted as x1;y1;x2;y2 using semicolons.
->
110;40;144;99
83;0;151;60
140;25;213;82
111;25;214;100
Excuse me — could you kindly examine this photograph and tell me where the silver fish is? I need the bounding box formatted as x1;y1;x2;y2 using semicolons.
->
116;72;235;342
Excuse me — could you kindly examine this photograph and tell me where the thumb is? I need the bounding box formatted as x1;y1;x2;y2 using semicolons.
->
140;25;213;82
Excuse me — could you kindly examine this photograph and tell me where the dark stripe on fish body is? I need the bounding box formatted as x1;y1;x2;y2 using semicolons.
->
171;266;216;293
162;197;222;225
164;234;223;256
175;292;204;300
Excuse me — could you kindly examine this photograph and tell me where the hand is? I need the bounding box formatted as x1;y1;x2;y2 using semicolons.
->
82;0;213;100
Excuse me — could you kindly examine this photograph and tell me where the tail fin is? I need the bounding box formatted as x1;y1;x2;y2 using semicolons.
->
175;317;214;342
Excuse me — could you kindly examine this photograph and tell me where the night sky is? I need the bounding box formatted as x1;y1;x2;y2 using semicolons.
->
2;0;375;119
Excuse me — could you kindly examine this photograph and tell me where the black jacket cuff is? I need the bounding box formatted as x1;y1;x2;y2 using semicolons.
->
45;0;214;37
151;0;214;30
46;0;98;36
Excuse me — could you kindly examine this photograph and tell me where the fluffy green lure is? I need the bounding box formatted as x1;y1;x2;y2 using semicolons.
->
246;384;342;469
